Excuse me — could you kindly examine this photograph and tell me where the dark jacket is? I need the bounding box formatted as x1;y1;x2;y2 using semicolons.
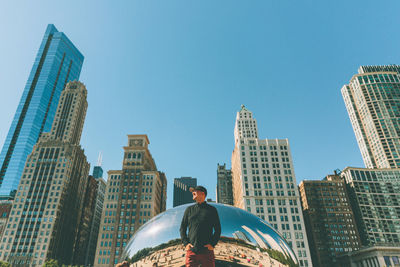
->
180;202;221;253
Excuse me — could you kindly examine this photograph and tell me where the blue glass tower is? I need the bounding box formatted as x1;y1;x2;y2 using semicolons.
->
0;24;84;196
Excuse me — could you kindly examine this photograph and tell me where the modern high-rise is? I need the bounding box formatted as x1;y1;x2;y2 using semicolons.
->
340;167;400;247
299;173;361;267
342;65;400;169
173;177;197;207
216;163;233;205
94;135;167;267
0;24;84;197
231;105;312;267
0;81;90;266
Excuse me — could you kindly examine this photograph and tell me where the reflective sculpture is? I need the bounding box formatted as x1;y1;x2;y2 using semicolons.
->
121;203;298;266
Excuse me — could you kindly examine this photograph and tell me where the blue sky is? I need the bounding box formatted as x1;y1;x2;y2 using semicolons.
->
1;1;399;208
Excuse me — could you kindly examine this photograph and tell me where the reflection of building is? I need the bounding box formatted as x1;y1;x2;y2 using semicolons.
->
299;173;361;267
94;135;167;267
0;81;90;266
173;177;196;207
217;163;233;205
342;65;400;169
231;105;312;267
233;231;251;243
341;167;400;247
0;24;84;197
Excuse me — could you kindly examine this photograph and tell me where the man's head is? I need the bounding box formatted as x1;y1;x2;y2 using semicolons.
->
189;186;207;203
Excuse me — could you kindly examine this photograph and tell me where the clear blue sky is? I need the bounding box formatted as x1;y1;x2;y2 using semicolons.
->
1;1;399;208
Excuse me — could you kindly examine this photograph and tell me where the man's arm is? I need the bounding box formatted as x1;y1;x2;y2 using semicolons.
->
210;208;221;247
180;208;190;246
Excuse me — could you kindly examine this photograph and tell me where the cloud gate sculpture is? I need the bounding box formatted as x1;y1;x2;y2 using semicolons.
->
121;203;298;266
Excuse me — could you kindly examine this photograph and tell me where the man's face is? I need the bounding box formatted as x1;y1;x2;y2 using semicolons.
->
192;190;205;202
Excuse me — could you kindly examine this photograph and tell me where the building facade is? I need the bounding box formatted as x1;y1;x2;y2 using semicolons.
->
94;135;167;267
299;173;361;267
341;167;400;247
173;177;197;207
216;163;233;205
231;105;312;267
0;24;84;197
342;65;400;169
86;166;106;266
0;81;90;266
337;246;400;267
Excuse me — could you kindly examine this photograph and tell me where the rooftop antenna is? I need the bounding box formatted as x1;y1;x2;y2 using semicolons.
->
97;151;103;167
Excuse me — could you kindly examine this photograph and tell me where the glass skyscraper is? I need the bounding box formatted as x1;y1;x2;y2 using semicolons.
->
0;24;84;196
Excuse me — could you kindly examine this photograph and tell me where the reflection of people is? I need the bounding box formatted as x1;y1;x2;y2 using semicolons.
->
180;186;221;267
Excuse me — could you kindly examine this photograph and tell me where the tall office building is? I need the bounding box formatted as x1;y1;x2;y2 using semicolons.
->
231;105;312;267
299;173;361;267
216;163;233;205
0;81;90;266
94;135;167;267
85;164;106;267
342;65;400;169
0;24;84;197
173;177;197;207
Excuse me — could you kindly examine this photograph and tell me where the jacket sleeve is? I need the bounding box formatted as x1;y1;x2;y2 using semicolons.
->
211;208;221;247
180;208;190;246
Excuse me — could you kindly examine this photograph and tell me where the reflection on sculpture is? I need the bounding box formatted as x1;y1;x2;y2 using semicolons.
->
121;203;298;267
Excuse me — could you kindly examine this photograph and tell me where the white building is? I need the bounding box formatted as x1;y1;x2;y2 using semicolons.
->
231;105;312;267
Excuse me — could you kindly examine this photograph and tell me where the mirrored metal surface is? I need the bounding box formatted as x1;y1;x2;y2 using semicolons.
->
121;203;298;266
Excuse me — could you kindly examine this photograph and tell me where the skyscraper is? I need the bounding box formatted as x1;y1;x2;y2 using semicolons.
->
94;135;167;267
0;81;90;266
173;176;197;207
299;173;361;267
342;65;400;169
231;105;312;267
0;24;84;197
216;163;233;205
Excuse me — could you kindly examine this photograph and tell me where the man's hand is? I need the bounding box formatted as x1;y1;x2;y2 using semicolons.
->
185;243;194;251
204;244;214;250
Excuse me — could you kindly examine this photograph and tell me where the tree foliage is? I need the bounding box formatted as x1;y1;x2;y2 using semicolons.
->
43;259;59;267
0;261;11;267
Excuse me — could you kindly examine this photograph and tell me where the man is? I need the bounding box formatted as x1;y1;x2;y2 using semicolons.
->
180;186;221;267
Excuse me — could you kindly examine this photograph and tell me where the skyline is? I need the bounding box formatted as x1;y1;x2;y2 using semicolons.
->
2;1;400;208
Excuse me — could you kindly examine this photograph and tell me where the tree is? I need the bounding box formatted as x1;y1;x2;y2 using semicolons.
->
43;259;59;267
0;261;11;267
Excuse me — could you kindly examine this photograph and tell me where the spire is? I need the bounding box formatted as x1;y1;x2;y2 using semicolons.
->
97;151;102;167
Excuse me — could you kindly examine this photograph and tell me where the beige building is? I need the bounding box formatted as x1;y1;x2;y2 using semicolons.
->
231;105;312;267
342;65;400;169
94;135;167;267
0;81;90;266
